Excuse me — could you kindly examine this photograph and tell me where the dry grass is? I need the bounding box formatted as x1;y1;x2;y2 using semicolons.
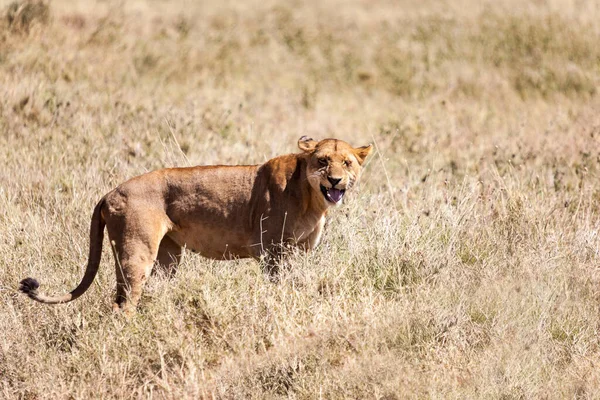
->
1;0;600;398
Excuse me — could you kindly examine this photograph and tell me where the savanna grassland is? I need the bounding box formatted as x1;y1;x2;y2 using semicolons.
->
1;0;600;398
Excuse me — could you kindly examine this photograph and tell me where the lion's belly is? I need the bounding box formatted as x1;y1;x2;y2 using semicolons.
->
167;226;255;260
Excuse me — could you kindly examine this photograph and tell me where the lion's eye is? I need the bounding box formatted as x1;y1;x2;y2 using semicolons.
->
343;159;352;167
318;158;328;166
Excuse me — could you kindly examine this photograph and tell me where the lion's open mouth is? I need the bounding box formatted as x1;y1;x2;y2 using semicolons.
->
320;185;345;204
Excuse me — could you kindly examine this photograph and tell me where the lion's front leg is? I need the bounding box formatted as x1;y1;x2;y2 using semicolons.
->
298;216;326;251
260;243;287;282
251;214;289;281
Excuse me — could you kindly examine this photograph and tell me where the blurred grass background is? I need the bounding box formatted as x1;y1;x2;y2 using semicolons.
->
1;0;600;398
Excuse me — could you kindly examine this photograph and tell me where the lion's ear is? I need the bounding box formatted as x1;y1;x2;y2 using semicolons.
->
354;144;373;165
298;136;318;152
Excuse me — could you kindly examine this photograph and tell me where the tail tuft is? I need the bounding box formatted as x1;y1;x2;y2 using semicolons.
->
19;277;40;298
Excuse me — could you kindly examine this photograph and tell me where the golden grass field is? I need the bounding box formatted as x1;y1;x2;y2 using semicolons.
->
1;0;600;398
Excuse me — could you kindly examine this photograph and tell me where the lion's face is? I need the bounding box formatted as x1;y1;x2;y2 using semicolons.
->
298;137;373;206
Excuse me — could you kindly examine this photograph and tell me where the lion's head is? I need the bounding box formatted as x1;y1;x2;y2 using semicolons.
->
298;136;373;206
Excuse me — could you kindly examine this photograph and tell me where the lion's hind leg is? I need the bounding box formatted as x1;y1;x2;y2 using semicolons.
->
106;210;170;315
155;235;183;277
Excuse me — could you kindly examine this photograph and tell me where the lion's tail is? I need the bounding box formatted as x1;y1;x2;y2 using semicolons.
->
19;198;106;304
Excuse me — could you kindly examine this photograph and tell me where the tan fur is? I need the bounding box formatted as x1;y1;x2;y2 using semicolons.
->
19;137;372;313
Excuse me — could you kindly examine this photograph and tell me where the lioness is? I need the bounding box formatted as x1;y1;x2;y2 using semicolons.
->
19;136;372;312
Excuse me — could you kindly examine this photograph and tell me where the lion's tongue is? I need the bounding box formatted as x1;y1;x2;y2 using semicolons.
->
328;188;344;203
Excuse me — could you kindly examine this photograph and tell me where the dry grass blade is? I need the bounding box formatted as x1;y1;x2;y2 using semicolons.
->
5;0;49;33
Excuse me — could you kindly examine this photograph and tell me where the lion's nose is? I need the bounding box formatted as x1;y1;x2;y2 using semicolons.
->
327;177;342;187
